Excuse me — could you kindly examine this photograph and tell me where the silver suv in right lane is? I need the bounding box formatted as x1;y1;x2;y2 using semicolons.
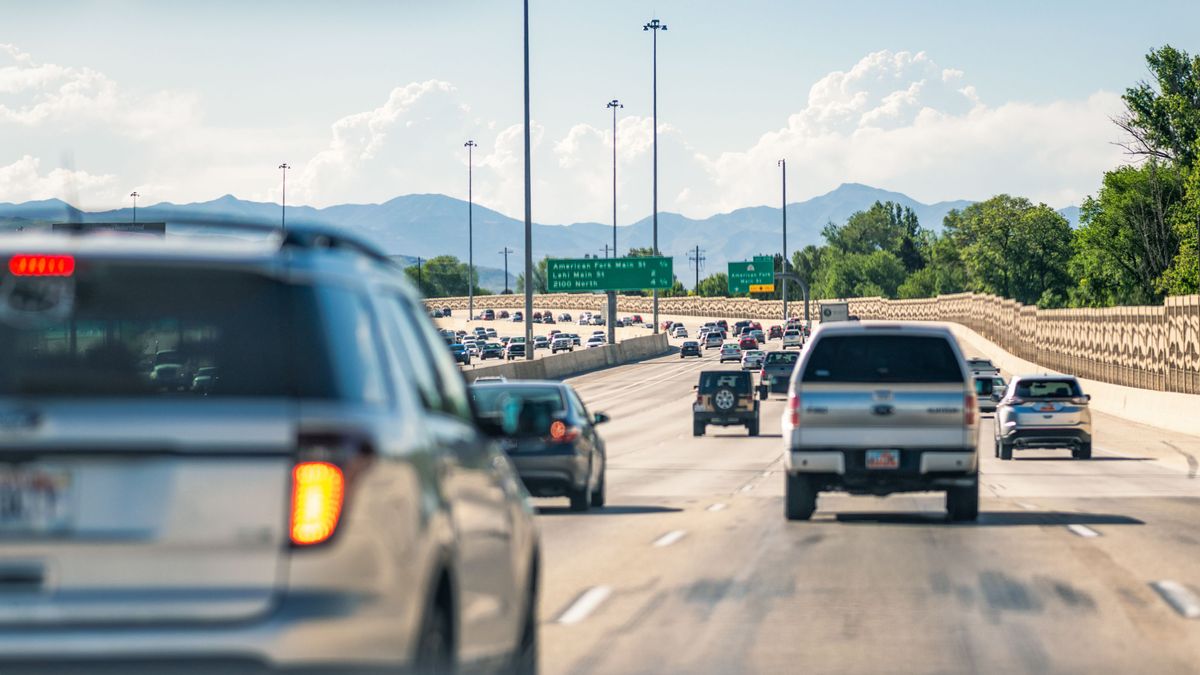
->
783;323;980;522
993;375;1093;460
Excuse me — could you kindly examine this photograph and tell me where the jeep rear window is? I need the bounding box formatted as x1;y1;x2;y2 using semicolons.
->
698;372;751;393
801;335;963;383
0;261;385;401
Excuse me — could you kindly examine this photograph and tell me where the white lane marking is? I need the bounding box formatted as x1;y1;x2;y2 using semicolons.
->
1151;580;1200;619
707;503;727;512
1067;524;1100;538
761;470;772;478
652;530;687;548
557;586;613;625
1017;502;1038;510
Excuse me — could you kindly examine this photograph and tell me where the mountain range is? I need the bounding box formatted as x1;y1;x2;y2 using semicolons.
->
0;183;1079;292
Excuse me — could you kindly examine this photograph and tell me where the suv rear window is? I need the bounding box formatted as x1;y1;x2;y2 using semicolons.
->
0;261;384;401
1015;379;1082;399
698;371;751;393
764;352;798;365
801;335;964;383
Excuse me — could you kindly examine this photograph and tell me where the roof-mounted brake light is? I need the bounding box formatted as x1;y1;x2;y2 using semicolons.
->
9;255;75;277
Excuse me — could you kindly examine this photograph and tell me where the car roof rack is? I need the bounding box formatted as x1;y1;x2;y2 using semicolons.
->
280;223;394;266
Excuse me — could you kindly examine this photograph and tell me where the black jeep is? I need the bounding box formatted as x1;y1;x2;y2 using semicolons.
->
693;370;760;436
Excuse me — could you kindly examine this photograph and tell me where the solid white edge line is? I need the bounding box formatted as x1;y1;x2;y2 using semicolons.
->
707;503;727;512
1066;524;1100;538
556;586;613;625
1151;580;1200;619
652;530;687;548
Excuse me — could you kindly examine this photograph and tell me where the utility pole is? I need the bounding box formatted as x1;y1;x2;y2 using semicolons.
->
600;244;613;258
643;17;666;333
464;140;477;321
522;0;534;360
416;257;423;296
499;247;513;293
129;191;139;224
607;99;622;259
277;163;290;230
778;158;788;320
688;245;706;293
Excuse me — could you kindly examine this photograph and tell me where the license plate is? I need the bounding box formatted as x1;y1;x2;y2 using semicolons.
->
0;467;74;533
1038;403;1058;412
865;450;900;470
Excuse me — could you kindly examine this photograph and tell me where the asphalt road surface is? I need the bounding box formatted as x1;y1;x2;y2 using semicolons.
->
531;334;1200;675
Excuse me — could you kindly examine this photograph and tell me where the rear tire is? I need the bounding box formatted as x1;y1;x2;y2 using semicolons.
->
508;570;538;675
784;474;816;521
590;470;606;508
946;478;980;522
693;421;705;437
414;591;454;675
1073;443;1092;460
748;418;760;436
568;485;590;512
999;440;1013;460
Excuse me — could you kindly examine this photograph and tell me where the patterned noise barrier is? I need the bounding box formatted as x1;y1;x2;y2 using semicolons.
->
427;293;1200;395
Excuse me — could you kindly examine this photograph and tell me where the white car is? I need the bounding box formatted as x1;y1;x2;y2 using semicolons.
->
579;312;593;325
586;337;606;349
551;337;574;353
741;349;766;370
782;330;803;349
672;326;689;338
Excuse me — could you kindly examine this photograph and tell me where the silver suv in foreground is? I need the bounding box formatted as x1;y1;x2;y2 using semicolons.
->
783;323;980;522
994;375;1093;459
0;226;539;674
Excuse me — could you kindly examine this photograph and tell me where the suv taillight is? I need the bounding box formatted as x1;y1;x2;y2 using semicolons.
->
547;419;581;444
964;393;976;425
291;434;371;547
787;391;801;426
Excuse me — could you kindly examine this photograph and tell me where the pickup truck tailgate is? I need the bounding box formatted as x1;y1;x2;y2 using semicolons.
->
795;384;971;448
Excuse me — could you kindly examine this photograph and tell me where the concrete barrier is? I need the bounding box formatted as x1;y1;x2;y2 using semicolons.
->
465;332;670;383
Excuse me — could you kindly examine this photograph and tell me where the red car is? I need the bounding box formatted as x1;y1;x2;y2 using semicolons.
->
768;325;783;340
631;314;643;323
738;336;757;351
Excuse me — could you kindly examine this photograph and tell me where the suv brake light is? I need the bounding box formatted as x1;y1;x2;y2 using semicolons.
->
291;462;344;546
9;254;75;277
547;419;581;444
964;393;976;425
787;391;801;426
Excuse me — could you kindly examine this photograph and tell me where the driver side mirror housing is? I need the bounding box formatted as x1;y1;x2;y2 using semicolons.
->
593;411;611;425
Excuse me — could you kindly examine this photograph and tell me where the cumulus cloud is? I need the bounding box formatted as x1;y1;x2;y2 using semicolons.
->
0;155;117;204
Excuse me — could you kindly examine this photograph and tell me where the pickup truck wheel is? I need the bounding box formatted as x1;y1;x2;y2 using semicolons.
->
1073;443;1092;460
747;419;760;436
785;474;816;521
946;479;979;522
693;421;705;437
998;441;1013;460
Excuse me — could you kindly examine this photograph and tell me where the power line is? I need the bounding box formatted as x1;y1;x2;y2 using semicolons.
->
688;245;706;292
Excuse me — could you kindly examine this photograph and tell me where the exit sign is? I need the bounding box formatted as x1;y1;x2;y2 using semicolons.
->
546;257;674;292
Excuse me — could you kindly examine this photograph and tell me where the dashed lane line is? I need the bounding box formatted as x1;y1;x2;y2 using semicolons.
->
1151;580;1200;619
556;586;613;625
652;530;687;548
1067;524;1100;538
707;503;727;512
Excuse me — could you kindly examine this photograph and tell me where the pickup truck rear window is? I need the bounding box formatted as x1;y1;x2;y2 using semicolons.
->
802;335;964;384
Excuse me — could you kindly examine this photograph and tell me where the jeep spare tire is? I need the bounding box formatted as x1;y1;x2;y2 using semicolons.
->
713;387;737;412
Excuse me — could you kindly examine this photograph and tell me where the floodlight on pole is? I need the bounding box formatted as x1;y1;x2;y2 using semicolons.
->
277;163;290;230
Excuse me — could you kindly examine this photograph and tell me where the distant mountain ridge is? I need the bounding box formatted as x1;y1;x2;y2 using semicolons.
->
0;184;1079;291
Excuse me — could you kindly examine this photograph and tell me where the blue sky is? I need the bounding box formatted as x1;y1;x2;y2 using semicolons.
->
2;0;1198;222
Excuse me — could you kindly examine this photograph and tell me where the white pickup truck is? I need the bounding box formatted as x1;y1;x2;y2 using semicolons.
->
782;322;979;522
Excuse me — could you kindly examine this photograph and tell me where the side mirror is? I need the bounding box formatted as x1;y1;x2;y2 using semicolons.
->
593;411;611;425
1085;394;1091;401
693;384;699;390
991;392;1002;402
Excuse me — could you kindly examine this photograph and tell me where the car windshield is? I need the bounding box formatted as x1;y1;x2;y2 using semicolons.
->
802;335;963;383
1015;379;1082;398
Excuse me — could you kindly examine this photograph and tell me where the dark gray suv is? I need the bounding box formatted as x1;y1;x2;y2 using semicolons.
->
0;226;539;674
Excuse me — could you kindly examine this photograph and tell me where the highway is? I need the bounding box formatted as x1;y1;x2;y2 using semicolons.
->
525;325;1200;674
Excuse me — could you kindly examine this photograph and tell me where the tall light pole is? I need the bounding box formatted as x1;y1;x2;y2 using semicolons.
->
129;191;139;225
779;158;788;321
464;140;477;321
523;0;534;360
499;247;513;293
643;17;666;333
277;163;290;230
607;99;622;258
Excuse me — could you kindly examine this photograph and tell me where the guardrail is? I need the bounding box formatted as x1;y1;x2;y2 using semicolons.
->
429;292;1200;394
464;332;670;383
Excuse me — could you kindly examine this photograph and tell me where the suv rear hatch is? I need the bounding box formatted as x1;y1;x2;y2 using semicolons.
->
0;254;356;626
794;333;971;449
1011;379;1088;427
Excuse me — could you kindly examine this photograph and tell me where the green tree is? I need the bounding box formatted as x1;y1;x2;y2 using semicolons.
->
1119;45;1200;166
404;255;489;298
695;272;730;297
1071;162;1186;305
812;249;906;299
515;257;549;294
1158;160;1200;294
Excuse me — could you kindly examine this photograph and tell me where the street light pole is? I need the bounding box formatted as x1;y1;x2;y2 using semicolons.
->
523;0;534;360
779;158;788;321
277;163;290;230
643;17;666;333
464;140;477;321
129;191;139;225
607;99;622;258
499;247;513;293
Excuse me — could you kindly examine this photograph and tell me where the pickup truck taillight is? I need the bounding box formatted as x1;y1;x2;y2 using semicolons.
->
964;393;977;425
787;391;801;426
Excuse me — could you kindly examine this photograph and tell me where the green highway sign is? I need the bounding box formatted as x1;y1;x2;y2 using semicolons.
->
546;256;674;292
728;256;775;294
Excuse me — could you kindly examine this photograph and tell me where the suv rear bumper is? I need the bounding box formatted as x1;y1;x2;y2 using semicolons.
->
510;450;589;496
1002;427;1091;449
694;410;757;427
0;591;416;673
786;448;977;495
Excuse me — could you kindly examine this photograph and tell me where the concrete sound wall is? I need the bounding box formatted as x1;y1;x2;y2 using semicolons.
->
465;332;670;383
432;292;1200;395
